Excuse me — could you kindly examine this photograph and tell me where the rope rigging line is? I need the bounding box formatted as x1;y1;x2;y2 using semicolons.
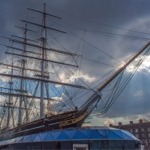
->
47;30;115;68
71;68;117;105
48;19;122;64
51;19;150;42
47;4;150;36
50;62;76;110
99;71;125;114
91;47;150;117
46;31;105;109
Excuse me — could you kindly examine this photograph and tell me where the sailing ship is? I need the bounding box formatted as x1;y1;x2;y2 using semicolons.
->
0;3;149;139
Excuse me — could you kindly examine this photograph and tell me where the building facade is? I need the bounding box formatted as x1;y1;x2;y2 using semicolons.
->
110;119;150;150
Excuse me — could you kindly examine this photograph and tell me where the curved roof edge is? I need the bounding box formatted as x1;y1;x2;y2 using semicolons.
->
0;127;141;146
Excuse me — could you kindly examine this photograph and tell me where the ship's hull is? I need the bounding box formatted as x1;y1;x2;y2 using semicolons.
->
7;109;88;138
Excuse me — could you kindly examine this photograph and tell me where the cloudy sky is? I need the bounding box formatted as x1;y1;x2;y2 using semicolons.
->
1;0;150;126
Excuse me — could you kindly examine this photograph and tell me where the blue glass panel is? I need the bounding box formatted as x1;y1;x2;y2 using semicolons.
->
23;135;32;142
43;132;55;141
112;129;124;138
98;129;107;138
33;135;41;142
79;129;92;138
15;137;23;143
50;131;61;139
91;130;106;139
57;131;70;140
40;133;48;140
73;130;88;139
108;130;123;140
64;130;75;139
122;130;134;140
30;134;38;142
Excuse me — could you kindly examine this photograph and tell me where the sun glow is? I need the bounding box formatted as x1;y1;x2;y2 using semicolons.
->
59;71;96;83
126;55;150;73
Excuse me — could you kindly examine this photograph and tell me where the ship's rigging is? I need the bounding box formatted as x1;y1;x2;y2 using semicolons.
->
0;3;90;130
0;3;150;138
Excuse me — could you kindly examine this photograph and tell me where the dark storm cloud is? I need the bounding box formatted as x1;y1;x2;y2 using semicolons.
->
0;0;150;123
100;72;150;117
1;0;150;34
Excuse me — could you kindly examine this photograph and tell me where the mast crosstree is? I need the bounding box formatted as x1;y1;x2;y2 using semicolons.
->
0;3;149;138
0;3;85;129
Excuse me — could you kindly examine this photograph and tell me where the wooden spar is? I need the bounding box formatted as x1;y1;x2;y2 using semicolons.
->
0;73;88;89
80;41;150;110
11;35;38;43
40;3;46;118
0;91;57;101
97;41;150;92
1;44;41;55
0;87;27;93
2;36;79;57
21;20;66;34
27;8;61;19
5;51;78;68
0;104;30;110
15;25;37;33
10;38;77;56
0;63;53;74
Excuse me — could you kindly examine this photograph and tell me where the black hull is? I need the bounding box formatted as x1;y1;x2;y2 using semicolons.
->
8;109;88;138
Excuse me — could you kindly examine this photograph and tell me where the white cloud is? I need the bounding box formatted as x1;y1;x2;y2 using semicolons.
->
0;67;10;82
59;71;96;83
134;90;144;97
125;55;150;73
92;113;150;126
0;95;6;104
104;118;115;126
51;96;63;102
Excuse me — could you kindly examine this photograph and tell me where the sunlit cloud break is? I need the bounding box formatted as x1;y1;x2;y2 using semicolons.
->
125;55;150;73
134;90;144;97
59;71;96;83
104;118;115;126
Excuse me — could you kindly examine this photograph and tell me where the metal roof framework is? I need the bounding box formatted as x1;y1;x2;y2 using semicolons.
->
0;127;140;146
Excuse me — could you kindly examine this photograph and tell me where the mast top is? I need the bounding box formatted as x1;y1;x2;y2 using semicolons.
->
27;3;61;19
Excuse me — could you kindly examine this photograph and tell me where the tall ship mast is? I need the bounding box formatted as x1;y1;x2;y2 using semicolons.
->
0;3;150;139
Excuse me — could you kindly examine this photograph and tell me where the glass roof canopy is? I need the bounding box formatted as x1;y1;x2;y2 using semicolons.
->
0;127;140;146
